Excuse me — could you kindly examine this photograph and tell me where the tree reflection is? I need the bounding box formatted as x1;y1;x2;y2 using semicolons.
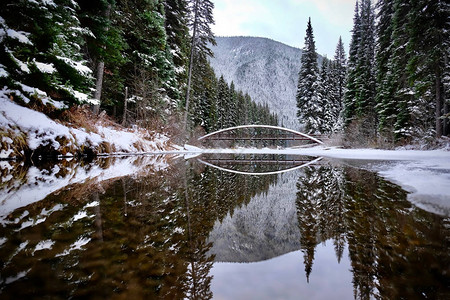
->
296;166;450;300
0;156;277;299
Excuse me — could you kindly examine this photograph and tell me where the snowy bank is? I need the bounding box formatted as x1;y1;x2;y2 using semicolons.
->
0;97;173;159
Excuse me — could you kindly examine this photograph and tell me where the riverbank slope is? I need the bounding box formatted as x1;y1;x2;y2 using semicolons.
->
0;96;175;160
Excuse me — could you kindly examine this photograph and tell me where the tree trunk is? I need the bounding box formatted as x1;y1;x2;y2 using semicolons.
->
93;61;105;115
122;86;128;126
444;101;449;136
436;73;443;138
92;4;112;115
183;0;200;138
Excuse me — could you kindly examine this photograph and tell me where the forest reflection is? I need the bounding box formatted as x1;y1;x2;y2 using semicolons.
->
296;166;450;300
0;156;449;299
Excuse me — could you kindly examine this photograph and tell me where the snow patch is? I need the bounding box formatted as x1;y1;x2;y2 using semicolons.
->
6;29;32;45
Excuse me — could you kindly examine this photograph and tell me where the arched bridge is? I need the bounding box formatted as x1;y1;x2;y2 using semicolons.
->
198;125;325;146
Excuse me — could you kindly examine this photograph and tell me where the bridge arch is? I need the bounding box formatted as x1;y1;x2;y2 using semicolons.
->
197;125;324;145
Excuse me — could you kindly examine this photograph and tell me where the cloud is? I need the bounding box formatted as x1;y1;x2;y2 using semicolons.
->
213;0;356;57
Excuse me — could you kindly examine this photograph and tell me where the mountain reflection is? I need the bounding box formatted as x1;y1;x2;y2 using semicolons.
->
0;156;449;299
296;166;450;299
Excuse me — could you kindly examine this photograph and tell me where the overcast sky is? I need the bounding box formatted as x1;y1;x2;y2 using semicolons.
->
212;0;356;58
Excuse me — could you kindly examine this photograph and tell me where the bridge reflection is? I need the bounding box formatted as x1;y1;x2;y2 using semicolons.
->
196;154;323;176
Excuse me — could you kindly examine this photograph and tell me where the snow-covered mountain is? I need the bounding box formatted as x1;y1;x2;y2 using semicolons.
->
209;36;306;130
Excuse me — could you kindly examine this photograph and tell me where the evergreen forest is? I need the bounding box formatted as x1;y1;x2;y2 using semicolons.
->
0;0;276;144
0;0;448;148
297;0;449;147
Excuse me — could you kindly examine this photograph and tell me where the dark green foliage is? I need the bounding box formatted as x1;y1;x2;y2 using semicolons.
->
296;18;321;134
348;0;450;144
0;0;93;106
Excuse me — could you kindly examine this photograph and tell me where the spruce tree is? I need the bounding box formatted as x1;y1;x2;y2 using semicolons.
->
344;0;377;144
354;0;376;119
333;37;347;115
296;18;321;134
0;0;93;106
389;0;413;140
344;1;361;125
375;0;396;138
330;37;347;132
216;75;228;129
317;58;331;133
183;0;216;133
164;0;190;87
407;0;450;138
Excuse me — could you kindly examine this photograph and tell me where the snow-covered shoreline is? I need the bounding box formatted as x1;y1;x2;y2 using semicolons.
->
0;97;174;159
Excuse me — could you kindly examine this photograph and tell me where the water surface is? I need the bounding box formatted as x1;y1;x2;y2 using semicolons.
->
0;154;448;299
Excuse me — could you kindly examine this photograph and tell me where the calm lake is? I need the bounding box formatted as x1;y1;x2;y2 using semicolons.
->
0;154;449;299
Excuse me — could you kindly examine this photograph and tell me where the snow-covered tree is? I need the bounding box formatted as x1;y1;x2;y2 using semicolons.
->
375;0;396;138
407;0;450;138
333;37;347;115
0;0;93;107
344;1;362;125
317;58;332;133
183;0;216;132
296;18;321;134
343;0;377;145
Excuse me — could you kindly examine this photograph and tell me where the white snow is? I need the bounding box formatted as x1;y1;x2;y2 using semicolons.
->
0;64;9;77
34;239;55;252
33;60;56;74
56;56;91;76
56;236;91;257
6;29;32;45
0;95;172;158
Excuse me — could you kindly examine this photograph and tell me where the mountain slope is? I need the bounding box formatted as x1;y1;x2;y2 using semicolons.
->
209;36;304;130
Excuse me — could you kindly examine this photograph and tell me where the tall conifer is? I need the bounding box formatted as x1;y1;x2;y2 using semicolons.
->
296;18;321;134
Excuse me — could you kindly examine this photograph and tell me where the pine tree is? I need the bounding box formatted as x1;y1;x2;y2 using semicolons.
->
216;75;228;129
333;37;347;117
389;0;413;140
328;38;347;133
344;0;377;145
190;56;217;132
77;0;128;115
375;0;396;137
407;0;450;138
296;18;321;134
354;0;376;118
344;1;362;125
317;58;331;133
0;0;93;107
164;0;190;88
183;0;216;133
226;82;238;127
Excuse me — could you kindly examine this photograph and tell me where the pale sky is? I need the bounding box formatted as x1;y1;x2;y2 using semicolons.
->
212;0;356;58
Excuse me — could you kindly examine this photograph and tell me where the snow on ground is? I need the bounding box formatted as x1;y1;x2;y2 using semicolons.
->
178;146;450;216
0;96;172;158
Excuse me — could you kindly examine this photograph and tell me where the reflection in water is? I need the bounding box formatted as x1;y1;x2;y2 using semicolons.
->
296;166;450;300
0;155;449;299
0;156;277;299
